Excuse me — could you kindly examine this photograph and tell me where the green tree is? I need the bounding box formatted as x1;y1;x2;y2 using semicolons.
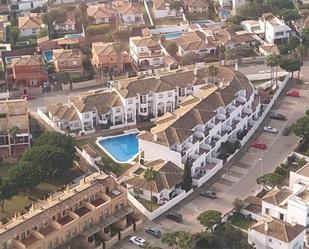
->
197;210;222;233
287;36;300;53
166;41;178;56
256;173;284;188
161;231;192;249
38;27;48;38
144;242;162;249
181;161;192;192
9;161;41;198
265;53;280;87
179;53;194;66
233;198;245;213
144;167;155;212
207;64;218;83
301;28;309;47
292;111;309;139
8;125;20;156
279;9;300;23
33;132;76;167
0;178;17;212
10;26;20;46
279;56;302;79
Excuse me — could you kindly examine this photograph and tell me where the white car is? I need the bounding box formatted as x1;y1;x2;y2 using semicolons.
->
130;236;146;247
263;126;278;134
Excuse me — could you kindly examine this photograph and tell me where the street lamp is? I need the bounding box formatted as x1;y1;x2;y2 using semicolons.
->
259;158;263;177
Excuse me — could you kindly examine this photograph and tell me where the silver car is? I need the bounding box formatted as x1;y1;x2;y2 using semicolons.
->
263;126;279;134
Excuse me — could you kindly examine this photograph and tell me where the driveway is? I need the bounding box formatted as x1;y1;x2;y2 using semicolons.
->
115;80;309;249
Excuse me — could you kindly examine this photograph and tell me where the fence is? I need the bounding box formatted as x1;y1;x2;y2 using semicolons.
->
37;107;65;134
62;79;103;91
128;189;194;220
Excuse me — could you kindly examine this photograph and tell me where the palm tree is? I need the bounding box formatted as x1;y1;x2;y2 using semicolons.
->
207;64;218;83
265;53;280;88
144;167;155;212
8;125;20;157
113;42;124;75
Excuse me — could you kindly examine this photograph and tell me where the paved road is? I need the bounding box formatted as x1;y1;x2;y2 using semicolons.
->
115;80;309;249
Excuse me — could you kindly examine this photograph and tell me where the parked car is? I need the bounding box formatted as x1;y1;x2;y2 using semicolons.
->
146;227;162;238
286;90;300;97
251;141;267;150
165;212;183;223
200;190;217;199
270;112;286;121
130;236;146;247
282;125;291;136
263;126;279;134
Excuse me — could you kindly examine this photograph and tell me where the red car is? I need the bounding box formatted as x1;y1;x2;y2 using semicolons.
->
251;141;267;150
286;90;300;97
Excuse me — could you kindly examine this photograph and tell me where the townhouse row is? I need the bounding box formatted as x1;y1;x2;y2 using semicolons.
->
0;173;143;249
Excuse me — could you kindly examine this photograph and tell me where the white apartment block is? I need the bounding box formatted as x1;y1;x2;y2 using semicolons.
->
219;0;248;11
259;13;292;44
129;36;165;70
0;172;143;249
139;67;262;186
46;66;213;134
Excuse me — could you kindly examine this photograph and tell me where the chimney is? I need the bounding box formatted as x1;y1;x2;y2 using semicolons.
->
264;222;269;234
156;74;160;80
153;133;157;141
194;67;198;76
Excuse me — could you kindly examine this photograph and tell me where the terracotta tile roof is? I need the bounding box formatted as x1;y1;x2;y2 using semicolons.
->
18;14;42;29
92;42;118;56
250;218;304;243
87;4;115;18
125;160;183;193
48;103;79;122
153;0;166;10
11;55;41;67
70;90;123;114
53;49;82;60
117;3;142;15
260;44;279;54
262;187;292;206
130;36;160;48
185;0;209;8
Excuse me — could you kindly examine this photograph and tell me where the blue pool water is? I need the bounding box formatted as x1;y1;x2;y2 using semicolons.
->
98;133;138;163
164;31;183;40
43;50;53;62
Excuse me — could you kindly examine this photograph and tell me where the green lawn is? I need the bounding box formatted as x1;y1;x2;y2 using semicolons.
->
0;163;16;178
138;198;161;212
230;213;256;230
0;167;83;221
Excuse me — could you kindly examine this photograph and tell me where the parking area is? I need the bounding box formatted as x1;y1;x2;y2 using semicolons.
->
115;80;309;249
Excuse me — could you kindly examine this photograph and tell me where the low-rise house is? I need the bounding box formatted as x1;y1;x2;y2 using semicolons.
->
92;42;132;74
219;0;248;11
18;13;44;37
87;4;115;24
184;0;208;13
259;44;279;55
7;55;48;87
0;99;30;160
248;218;305;249
117;3;144;24
10;0;48;12
129;36;165;70
54;14;76;33
153;0;178;18
0;172;143;249
258;13;292;44
53;49;84;74
125;159;183;204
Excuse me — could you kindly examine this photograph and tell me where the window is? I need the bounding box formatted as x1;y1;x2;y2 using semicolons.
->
275;31;284;36
268;238;272;242
128;99;133;104
116;107;121;113
84;113;90;119
279;213;284;220
168;92;172;97
265;208;269;214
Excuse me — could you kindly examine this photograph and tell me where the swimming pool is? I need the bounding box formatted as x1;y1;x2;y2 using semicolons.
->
97;133;139;163
43;50;53;62
164;31;183;40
